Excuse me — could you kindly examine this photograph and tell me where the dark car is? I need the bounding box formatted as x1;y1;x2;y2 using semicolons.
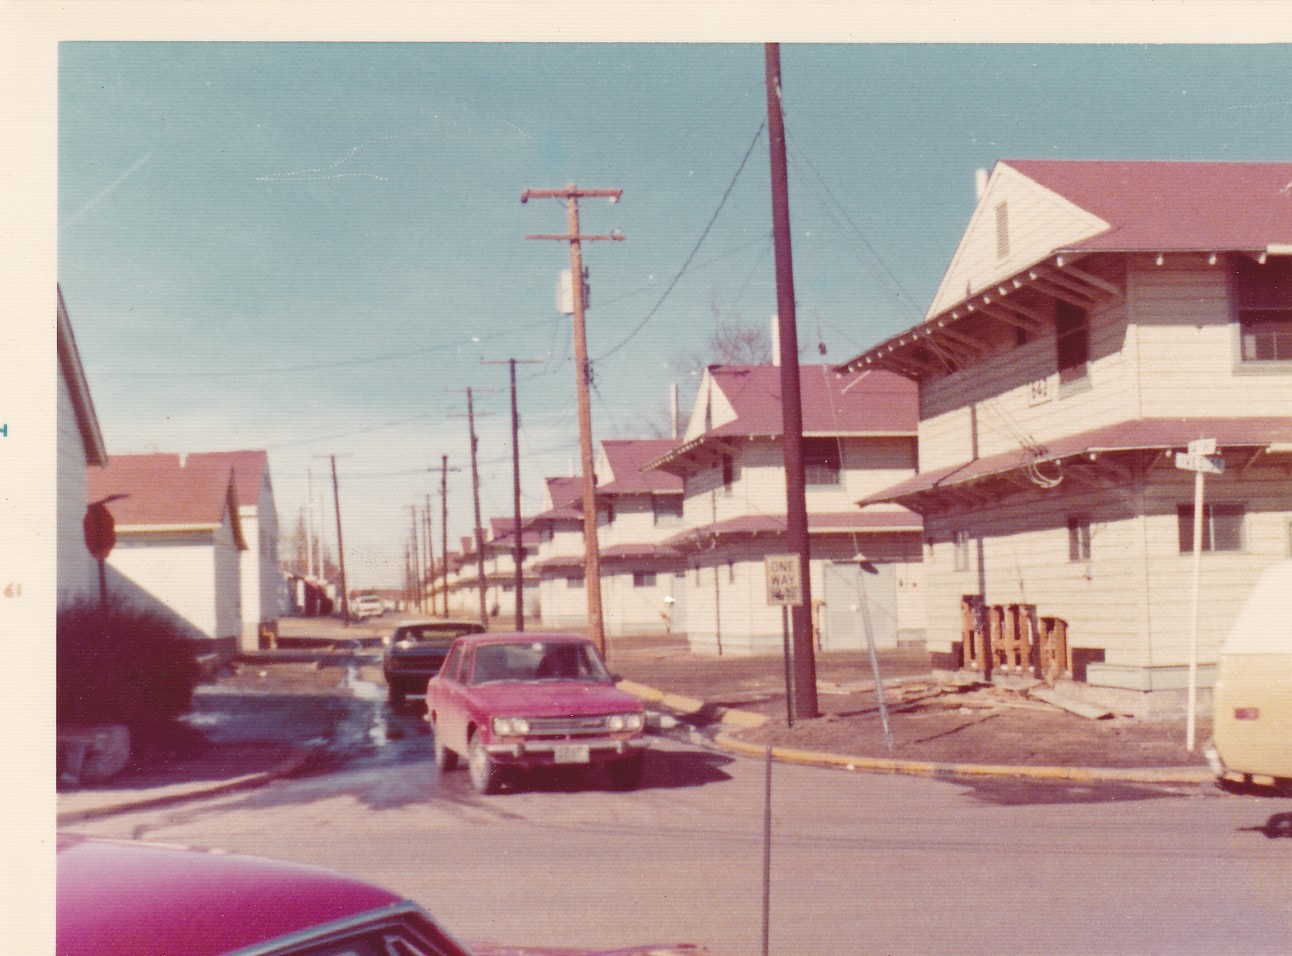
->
426;633;648;794
383;618;487;709
57;834;716;955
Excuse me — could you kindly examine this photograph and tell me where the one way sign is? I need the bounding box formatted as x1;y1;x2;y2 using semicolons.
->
765;554;803;607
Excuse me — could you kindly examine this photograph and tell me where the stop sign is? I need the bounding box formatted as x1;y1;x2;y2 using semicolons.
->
83;501;116;559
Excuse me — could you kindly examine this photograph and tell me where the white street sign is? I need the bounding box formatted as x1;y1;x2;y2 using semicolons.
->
1175;452;1225;475
765;554;803;607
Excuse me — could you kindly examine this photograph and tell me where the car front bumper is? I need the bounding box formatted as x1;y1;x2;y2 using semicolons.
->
483;736;648;765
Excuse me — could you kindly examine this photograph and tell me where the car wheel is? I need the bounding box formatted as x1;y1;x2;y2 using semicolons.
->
468;730;503;795
608;753;644;791
432;722;458;773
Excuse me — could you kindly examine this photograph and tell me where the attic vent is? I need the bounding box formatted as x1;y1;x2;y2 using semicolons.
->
995;201;1010;260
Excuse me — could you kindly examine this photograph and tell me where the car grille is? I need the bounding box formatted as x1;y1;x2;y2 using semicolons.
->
524;715;617;737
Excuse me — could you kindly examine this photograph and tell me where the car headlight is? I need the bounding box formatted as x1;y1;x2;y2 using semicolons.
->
606;713;644;732
492;717;531;737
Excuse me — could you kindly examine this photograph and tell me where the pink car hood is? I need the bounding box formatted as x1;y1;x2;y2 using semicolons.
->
469;680;644;717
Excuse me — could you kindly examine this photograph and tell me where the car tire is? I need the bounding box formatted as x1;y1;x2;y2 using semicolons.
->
607;753;644;791
468;730;503;795
433;722;458;773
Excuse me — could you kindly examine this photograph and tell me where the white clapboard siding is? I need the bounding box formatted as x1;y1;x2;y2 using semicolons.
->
928;163;1110;318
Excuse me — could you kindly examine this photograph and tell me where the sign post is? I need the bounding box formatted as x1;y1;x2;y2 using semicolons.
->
1175;439;1224;751
766;554;803;727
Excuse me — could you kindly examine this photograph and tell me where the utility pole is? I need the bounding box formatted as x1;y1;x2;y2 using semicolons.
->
435;455;460;617
483;356;545;630
448;388;493;627
424;494;435;616
521;184;624;658
765;43;819;719
316;453;352;625
408;504;422;614
306;469;316;577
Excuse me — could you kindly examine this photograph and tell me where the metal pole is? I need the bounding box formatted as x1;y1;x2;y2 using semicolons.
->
781;604;794;728
765;43;818;719
858;565;894;751
1187;468;1205;751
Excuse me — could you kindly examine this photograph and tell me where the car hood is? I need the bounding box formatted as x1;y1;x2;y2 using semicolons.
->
469;681;643;717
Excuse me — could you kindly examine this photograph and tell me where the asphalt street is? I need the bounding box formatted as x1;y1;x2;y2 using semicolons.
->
64;677;1292;956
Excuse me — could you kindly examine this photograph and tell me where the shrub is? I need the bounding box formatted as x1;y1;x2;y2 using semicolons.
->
57;599;202;726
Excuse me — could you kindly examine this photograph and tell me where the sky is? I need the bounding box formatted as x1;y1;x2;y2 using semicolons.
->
55;40;1292;589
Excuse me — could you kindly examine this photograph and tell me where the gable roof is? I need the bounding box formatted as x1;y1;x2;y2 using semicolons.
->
1006;159;1292;255
651;364;917;475
598;439;682;495
184;450;269;509
87;453;246;548
56;286;108;467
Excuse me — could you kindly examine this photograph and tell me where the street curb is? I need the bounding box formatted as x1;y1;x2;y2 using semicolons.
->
56;747;315;826
619;679;1212;785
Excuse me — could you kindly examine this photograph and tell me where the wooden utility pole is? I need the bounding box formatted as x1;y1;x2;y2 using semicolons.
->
424;494;434;616
765;43;819;719
448;387;492;627
521;184;624;657
435;455;460;617
408;504;422;613
483;356;545;630
316;453;352;625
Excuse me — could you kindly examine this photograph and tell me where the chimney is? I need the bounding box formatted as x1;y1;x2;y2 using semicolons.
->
975;168;989;200
770;314;780;366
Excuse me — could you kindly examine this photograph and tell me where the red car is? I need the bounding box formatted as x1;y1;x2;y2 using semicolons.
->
425;633;649;794
57;834;714;955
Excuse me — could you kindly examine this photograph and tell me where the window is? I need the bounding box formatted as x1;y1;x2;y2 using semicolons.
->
1235;258;1292;362
727;560;735;583
567;573;584;589
653;494;683;526
1178;504;1245;553
721;454;735;494
995;201;1010;259
601;503;616;526
803;438;842;485
953;530;970;572
632;571;656;588
1067;516;1091;561
1055;301;1089;385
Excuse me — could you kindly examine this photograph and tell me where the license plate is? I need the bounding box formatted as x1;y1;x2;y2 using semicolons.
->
553;744;590;764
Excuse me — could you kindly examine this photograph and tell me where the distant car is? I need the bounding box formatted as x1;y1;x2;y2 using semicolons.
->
351;593;385;620
426;633;649;794
57;834;713;956
383;618;488;709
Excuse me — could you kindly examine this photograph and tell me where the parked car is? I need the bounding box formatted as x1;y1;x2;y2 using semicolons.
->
426;633;649;794
383;618;488;709
350;592;386;621
57;834;714;955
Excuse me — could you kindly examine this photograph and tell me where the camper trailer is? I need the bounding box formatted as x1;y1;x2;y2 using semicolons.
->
1207;561;1292;793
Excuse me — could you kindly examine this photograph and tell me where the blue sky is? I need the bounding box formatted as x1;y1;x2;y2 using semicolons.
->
56;42;1292;588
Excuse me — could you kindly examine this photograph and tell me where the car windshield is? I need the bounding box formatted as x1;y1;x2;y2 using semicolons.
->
468;641;610;685
398;625;477;643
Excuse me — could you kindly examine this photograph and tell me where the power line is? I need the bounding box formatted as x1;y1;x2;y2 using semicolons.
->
596;122;767;363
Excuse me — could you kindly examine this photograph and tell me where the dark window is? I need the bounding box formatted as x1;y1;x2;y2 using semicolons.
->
953;530;970;572
803;438;842;485
1068;516;1091;561
441;645;463;682
721;455;734;495
632;571;656;588
727;560;735;583
1178;504;1245;553
567;573;584;589
1235;258;1292;362
1055;301;1089;384
653;494;683;526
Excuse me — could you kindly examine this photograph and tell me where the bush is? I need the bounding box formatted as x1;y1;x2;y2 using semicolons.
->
57;599;202;726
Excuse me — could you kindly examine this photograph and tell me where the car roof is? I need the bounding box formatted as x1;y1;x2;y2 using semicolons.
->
454;632;595;648
57;835;403;956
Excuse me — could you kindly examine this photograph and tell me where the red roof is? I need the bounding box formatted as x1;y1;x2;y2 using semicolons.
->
88;454;243;538
185;450;269;508
599;439;682;495
546;476;581;509
863;416;1292;504
664;509;922;549
1006;159;1292;253
710;364;917;437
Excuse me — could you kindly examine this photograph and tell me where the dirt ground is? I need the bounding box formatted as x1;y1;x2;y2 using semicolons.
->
607;634;1212;770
